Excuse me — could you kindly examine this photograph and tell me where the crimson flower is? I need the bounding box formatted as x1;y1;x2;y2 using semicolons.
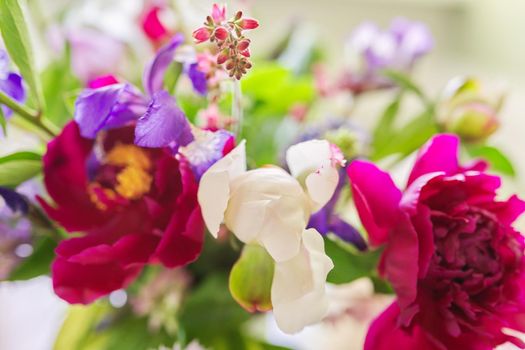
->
348;134;525;349
38;121;204;304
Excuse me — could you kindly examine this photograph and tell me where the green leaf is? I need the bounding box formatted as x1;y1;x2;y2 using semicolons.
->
465;144;516;177
382;70;426;103
55;304;172;350
41;49;81;128
9;236;56;280
372;96;401;152
0;105;6;135
0;151;42;187
324;236;381;284
0;0;44;108
229;244;274;312
180;274;251;347
164;61;183;95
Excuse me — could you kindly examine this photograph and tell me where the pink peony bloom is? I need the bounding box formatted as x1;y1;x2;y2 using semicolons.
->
347;134;525;349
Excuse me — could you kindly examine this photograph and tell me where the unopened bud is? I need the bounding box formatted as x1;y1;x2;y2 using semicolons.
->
217;49;229;64
214;26;228;41
239;18;259;30
237;39;250;52
234;10;243;21
240;49;251;58
211;3;226;23
192;27;211;43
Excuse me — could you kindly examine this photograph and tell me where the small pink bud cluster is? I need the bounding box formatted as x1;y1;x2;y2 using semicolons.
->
192;4;259;80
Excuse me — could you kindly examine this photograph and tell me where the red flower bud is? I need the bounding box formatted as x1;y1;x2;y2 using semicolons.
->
193;27;211;43
211;3;226;23
239;18;259;30
217;50;229;64
237;39;250;52
214;26;229;41
240;49;251;58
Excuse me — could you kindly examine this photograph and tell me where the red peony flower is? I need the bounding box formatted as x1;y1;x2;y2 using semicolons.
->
347;134;525;349
38;121;204;304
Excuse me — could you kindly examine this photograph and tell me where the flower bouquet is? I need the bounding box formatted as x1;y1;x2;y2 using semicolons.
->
0;1;523;349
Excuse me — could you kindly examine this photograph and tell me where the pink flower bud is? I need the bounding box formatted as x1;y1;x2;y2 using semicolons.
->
193;27;211;43
239;18;259;30
211;4;226;23
214;26;228;41
237;39;250;52
240;49;251;58
217;50;229;64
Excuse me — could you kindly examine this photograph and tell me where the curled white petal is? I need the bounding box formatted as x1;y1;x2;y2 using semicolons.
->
305;165;339;212
197;141;246;237
271;228;334;334
286;139;332;179
224;167;309;261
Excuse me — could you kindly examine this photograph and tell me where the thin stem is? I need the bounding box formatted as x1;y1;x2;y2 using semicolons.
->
232;78;243;138
0;90;56;138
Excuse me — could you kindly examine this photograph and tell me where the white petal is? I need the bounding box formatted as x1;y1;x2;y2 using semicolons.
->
285;139;332;179
305;164;339;212
271;229;334;334
197;141;246;237
225;167;309;262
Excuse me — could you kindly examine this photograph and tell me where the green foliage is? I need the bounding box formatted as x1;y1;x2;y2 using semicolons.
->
229;244;274;312
382;70;428;105
0;151;42;187
55;303;172;350
179;273;251;348
41;49;81;128
324;235;381;284
465;144;516;177
0;0;44;108
9;236;56;280
0;106;6;135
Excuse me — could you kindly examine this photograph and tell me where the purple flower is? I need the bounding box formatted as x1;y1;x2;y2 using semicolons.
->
134;90;194;150
0;187;29;214
74;83;148;139
308;168;367;250
0;50;26;117
143;34;184;97
179;128;234;180
341;18;433;94
186;62;207;96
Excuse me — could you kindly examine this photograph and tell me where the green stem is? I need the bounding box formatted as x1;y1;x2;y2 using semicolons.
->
232;79;243;138
0;90;56;137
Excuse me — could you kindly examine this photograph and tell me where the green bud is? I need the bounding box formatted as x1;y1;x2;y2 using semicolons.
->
229;244;274;312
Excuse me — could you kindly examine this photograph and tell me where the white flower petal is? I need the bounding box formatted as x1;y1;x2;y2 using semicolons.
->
224;167;309;261
305;164;339;212
285;139;332;179
271;229;334;334
197;141;246;237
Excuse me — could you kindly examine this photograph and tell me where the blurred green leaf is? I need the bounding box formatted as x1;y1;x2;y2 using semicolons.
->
383;70;427;104
164;61;183;95
41;49;81;128
325;236;381;284
55;304;172;350
9;236;56;280
373;111;438;161
465;144;516;177
0;151;42;187
180;273;251;348
372;96;401;153
0;0;44;108
229;245;274;312
0;105;6;135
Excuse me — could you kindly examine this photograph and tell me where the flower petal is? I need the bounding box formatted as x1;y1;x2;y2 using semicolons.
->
143;34;184;96
186;62;207;96
134;90;194;150
198;141;246;237
305;164;339;211
74;84;146;139
286;139;332;179
0;73;25;117
271;228;334;334
347;160;402;246
407;134;460;186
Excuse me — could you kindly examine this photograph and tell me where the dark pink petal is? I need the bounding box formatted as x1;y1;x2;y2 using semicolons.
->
381;213;419;316
87;74;119;88
347;160;402;246
487;195;525;225
407;134;460;186
141;6;169;43
365;302;439;350
142;34;184;96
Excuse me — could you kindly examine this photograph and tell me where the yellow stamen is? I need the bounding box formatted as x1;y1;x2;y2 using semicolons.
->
105;144;152;171
115;166;152;200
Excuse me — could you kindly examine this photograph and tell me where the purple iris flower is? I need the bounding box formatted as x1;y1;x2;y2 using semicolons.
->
0;187;29;214
0;50;26;117
341;18;433;94
186;62;207;96
308;168;367;251
73;34;197;152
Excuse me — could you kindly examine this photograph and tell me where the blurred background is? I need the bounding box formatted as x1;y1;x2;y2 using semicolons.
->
1;0;525;349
